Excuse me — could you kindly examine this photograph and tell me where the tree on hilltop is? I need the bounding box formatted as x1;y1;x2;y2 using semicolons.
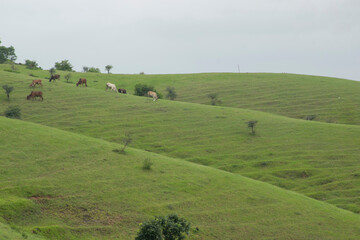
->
0;40;17;63
55;60;73;71
105;65;113;74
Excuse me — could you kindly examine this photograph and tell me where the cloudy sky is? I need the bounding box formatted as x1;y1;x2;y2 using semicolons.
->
1;0;359;80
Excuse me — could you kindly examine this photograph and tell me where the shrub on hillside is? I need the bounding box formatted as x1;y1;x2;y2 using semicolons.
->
25;59;41;70
207;93;221;105
166;86;177;100
134;83;155;96
136;214;190;240
142;158;153;170
4;106;21;119
88;67;100;73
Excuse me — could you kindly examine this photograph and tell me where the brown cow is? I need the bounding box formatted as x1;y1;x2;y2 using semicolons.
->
49;74;60;82
27;91;43;101
29;79;42;87
118;88;127;94
146;91;158;101
76;78;87;87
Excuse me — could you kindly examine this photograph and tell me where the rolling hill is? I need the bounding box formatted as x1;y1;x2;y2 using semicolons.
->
2;64;359;125
1;64;360;239
1;117;360;239
0;67;360;215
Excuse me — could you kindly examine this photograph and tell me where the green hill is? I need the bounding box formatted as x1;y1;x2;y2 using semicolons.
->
0;68;359;215
2;64;359;125
1;117;360;239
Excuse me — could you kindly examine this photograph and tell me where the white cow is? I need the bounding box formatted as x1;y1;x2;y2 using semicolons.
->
106;82;118;92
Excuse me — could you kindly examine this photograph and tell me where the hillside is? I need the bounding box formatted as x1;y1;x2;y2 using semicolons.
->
1;117;360;239
2;64;360;125
0;68;360;215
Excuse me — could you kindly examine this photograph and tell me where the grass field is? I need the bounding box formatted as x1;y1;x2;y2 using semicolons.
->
1;64;360;239
1;117;360;239
2;64;359;125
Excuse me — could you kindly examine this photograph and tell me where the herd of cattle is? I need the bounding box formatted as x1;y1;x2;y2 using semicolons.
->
27;74;158;101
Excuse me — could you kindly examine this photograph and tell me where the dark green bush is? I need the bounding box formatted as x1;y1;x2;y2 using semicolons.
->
134;83;155;96
166;87;177;100
4;106;21;119
136;214;190;240
25;59;41;70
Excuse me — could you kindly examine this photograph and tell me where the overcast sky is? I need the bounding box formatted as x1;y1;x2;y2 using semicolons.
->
1;0;359;80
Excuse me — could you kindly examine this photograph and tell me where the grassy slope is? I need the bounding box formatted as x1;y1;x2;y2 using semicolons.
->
1;117;360;240
0;221;44;240
0;68;360;214
2;64;360;125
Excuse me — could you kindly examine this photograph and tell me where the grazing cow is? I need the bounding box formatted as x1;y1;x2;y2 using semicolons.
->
118;88;127;94
49;74;60;82
106;82;118;92
76;78;87;87
27;91;43;101
29;79;42;87
147;91;158;101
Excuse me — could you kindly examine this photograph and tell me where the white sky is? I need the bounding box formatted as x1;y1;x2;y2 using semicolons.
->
1;0;360;80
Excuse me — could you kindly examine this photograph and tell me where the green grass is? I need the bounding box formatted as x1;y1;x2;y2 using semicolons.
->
1;64;360;239
0;67;359;214
1;117;360;239
2;64;360;125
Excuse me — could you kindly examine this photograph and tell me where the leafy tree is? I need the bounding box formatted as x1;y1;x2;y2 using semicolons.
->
55;60;73;71
2;85;14;100
135;219;162;240
83;66;89;72
4;106;21;119
207;93;221;105
136;214;190;240
105;65;113;74
0;40;17;63
25;59;41;70
88;67;100;73
166;87;177;100
64;73;71;83
247;120;258;134
49;67;56;76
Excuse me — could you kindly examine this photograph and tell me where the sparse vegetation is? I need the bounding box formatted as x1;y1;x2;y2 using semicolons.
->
207;93;221;105
166;86;177;100
2;85;14;100
64;73;71;83
305;115;316;120
4;105;21;119
142;157;153;170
